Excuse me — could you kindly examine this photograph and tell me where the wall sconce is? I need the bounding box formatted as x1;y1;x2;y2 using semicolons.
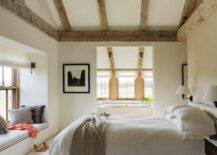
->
176;85;193;102
30;62;36;74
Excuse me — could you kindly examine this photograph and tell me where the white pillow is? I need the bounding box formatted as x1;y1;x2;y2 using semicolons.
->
188;101;216;107
166;104;190;114
173;107;216;140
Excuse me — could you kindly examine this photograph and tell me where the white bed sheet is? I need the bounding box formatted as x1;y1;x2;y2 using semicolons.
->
50;115;204;155
106;115;204;155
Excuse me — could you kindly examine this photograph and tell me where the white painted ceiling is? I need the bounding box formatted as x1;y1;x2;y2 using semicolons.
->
24;0;185;31
97;46;153;69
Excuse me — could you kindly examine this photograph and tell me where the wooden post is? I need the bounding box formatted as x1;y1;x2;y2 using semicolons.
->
107;47;119;100
135;47;145;100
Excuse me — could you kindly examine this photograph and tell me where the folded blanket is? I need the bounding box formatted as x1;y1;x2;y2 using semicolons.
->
70;113;107;155
8;123;38;138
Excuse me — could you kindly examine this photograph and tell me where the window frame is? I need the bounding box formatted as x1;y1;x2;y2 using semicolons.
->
0;66;20;120
96;69;154;101
97;71;110;100
118;72;136;99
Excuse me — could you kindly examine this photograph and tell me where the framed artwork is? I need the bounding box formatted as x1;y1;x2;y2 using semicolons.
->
63;64;90;93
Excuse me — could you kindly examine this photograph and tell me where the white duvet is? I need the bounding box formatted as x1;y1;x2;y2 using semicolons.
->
50;115;205;155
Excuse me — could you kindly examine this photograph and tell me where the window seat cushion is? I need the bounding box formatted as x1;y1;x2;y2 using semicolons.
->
0;122;48;152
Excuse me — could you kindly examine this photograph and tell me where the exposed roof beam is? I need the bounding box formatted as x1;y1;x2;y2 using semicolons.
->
59;30;177;42
140;0;149;30
107;47;119;100
54;0;71;31
135;47;145;100
179;0;203;27
178;0;217;41
0;0;59;40
107;47;115;71
137;47;144;74
97;0;109;30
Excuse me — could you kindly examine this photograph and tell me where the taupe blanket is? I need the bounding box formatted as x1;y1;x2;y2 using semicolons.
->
70;113;107;155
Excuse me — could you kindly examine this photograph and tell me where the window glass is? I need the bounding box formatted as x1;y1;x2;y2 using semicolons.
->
0;66;2;86
118;71;135;98
143;71;154;103
8;90;13;110
0;66;19;120
4;67;12;86
97;71;110;98
0;90;6;120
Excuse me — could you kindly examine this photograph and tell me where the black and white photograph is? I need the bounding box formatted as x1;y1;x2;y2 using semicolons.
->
63;64;90;93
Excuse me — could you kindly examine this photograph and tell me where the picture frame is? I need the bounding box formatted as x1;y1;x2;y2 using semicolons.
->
63;64;90;93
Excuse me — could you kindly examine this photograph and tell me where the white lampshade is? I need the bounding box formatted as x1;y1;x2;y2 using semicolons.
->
203;85;217;102
176;85;185;95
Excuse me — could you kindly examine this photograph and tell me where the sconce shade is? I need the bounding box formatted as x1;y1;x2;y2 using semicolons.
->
204;85;217;102
176;85;187;95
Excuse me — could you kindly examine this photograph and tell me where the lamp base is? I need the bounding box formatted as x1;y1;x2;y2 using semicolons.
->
189;95;193;102
213;101;217;107
182;95;193;102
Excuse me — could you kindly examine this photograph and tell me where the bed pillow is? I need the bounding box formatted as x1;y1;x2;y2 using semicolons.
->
0;115;8;134
21;105;45;123
166;104;190;114
8;108;33;125
173;107;216;140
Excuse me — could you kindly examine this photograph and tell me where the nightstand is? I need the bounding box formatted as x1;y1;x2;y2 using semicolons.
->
205;137;217;155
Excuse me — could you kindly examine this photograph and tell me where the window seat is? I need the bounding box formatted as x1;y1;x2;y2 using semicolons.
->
0;122;48;152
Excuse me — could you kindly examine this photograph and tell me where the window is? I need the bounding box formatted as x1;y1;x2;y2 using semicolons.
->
118;71;135;99
143;71;154;103
97;71;109;99
96;70;154;101
0;66;20;120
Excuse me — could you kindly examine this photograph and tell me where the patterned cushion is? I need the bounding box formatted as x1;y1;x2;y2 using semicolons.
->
21;105;45;123
0;115;8;134
8;108;33;125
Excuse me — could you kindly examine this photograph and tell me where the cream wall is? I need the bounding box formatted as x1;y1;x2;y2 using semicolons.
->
59;42;97;129
0;7;59;136
20;53;48;120
154;43;187;114
187;10;217;101
59;42;187;128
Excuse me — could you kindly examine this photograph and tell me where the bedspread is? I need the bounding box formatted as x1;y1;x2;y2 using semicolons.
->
50;114;204;155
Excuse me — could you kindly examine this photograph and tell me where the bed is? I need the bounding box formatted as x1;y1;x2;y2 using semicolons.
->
50;103;217;155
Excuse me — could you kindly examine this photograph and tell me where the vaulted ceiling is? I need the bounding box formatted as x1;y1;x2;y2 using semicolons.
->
1;0;216;41
26;0;185;31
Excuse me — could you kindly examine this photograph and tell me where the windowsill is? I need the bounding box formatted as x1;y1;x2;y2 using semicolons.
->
97;100;153;108
0;122;49;152
97;98;138;100
0;86;18;90
97;104;153;108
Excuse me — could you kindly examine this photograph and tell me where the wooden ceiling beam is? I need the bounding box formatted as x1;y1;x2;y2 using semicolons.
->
140;0;149;30
59;30;177;42
179;0;203;27
178;0;217;41
97;0;109;30
0;0;59;40
137;47;144;75
54;0;71;31
107;47;115;71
